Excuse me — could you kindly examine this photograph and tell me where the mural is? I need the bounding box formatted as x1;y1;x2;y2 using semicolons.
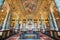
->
21;0;38;14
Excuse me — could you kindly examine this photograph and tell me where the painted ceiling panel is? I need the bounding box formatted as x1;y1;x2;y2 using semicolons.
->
0;0;57;20
21;0;38;14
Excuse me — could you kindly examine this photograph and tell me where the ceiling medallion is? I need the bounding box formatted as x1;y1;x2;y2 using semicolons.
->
21;0;38;14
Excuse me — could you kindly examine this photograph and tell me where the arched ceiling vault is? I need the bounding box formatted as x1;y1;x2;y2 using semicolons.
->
16;0;53;19
0;0;56;21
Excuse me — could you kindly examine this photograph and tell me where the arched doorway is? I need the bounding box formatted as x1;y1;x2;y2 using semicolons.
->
26;19;34;30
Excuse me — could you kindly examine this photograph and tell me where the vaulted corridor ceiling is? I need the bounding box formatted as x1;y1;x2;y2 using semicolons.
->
8;0;53;19
0;0;59;24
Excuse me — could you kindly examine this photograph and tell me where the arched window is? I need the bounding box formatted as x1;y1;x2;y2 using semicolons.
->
54;0;60;12
0;0;5;9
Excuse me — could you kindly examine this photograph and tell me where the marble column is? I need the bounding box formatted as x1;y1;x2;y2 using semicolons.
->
50;6;58;31
2;7;10;30
48;13;54;30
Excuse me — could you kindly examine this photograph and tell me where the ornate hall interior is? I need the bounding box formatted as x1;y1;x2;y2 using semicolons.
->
0;0;60;40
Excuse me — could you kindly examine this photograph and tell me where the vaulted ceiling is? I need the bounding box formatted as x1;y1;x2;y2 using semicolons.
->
0;0;58;22
9;0;53;20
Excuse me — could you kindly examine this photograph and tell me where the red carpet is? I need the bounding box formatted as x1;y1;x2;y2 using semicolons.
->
39;32;53;40
6;34;20;40
6;32;55;40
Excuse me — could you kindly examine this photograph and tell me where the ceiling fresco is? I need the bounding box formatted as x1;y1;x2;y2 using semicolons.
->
0;0;58;21
21;0;38;14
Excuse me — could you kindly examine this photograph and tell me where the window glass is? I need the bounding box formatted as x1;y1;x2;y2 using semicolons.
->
54;0;60;12
0;0;4;6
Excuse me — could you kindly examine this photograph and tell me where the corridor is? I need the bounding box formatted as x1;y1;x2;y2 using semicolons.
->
7;31;53;40
0;0;60;40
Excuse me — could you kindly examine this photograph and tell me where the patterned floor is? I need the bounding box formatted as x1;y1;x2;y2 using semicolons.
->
39;32;53;40
6;34;20;40
6;32;54;40
20;31;40;39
